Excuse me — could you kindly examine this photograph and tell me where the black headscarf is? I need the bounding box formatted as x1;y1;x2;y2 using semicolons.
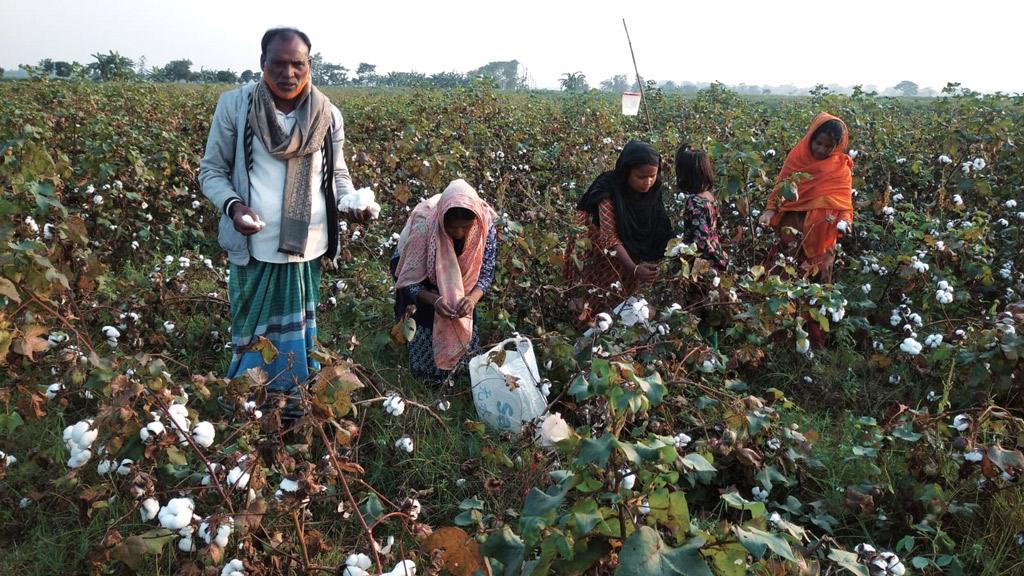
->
576;140;674;262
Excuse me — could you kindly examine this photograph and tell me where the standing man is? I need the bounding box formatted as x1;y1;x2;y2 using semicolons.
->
199;27;366;416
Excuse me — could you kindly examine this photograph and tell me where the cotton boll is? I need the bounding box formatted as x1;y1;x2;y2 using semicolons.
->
674;433;692;449
594;312;613;332
226;466;251;490
158;497;195;530
1;450;16;467
140;420;166;443
45;382;64;400
899;338;922;356
166;403;189;433
220;558;245;576
394;436;414;453
952;414;971;432
191;421;215;448
140;497;160;522
383;395;406;416
387;560;417;576
620;468;636;490
346;554;373;571
96;458;115;475
116;458;134;476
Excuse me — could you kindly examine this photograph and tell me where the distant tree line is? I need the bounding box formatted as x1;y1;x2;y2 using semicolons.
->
5;51;940;97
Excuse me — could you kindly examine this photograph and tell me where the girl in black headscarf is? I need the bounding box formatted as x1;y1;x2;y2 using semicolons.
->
564;140;673;314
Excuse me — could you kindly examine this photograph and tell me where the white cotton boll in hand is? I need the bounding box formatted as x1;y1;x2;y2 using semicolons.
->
192;421;215;448
140;497;160;522
340;187;382;220
240;213;266;229
227;465;251;490
394;436;414;453
221;559;246;576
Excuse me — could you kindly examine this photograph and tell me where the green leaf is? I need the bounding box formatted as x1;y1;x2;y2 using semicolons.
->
615;526;712;576
706;542;748;576
733;525;795;562
755;465;791;492
720;491;766;518
891;424;922;442
646;488;690;544
360;492;384;526
828;549;870;575
0;411;25;435
570;499;602;536
568;373;590;401
165;445;188;466
522;475;573;519
575;433;616;468
911;556;931;569
481;525;525;576
637;372;666;406
680;453;716;473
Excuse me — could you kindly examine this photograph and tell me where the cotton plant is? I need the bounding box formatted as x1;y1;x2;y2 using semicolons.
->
924;334;943;348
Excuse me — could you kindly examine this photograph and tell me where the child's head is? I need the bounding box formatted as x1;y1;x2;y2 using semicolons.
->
809;119;844;161
674;144;715;194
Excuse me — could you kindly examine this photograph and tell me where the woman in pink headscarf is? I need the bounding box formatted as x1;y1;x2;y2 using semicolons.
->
392;179;498;383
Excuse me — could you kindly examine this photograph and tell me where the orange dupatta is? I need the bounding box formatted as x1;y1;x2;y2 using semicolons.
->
766;112;854;258
394;180;496;371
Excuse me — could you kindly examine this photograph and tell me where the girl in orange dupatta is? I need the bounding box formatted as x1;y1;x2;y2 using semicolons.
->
759;113;854;283
394;179;497;382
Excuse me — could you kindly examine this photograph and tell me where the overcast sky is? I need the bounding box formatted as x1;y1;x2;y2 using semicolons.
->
3;0;1021;92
